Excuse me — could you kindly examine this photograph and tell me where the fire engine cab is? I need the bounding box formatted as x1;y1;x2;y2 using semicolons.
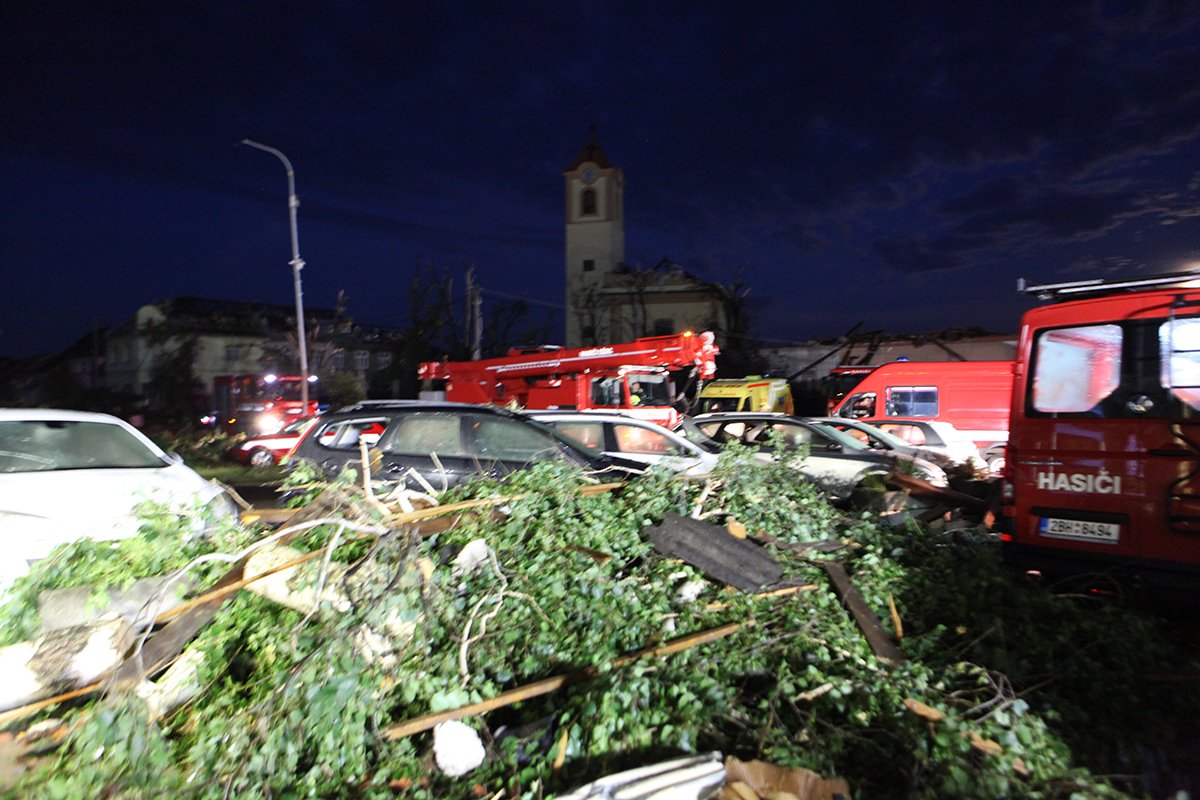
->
999;269;1200;592
417;332;720;428
210;373;319;435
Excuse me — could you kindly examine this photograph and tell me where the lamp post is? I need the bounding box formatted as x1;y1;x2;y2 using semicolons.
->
241;139;310;409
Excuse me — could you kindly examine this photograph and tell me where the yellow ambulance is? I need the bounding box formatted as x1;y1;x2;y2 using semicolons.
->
697;377;794;414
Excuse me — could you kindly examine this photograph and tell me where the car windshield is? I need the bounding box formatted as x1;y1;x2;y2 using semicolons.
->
0;420;165;473
806;423;867;450
822;421;905;449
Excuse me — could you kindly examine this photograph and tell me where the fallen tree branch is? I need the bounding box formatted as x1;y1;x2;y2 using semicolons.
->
383;620;747;740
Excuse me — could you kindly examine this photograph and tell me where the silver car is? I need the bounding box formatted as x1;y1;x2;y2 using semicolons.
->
676;412;947;503
528;411;720;476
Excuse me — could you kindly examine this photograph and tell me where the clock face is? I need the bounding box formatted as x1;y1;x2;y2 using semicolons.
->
580;166;598;185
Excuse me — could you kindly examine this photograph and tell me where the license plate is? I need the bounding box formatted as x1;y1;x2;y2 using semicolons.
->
1038;517;1120;543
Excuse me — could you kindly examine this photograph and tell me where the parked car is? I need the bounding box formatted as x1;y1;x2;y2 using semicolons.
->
289;401;642;490
528;411;720;476
228;415;319;468
807;416;965;473
861;418;987;473
676;412;947;503
0;409;235;592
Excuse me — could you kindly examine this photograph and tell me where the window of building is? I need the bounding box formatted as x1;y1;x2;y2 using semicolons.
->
582;259;595;272
581;188;597;215
331;351;346;370
377;351;393;370
224;345;241;363
354;350;370;370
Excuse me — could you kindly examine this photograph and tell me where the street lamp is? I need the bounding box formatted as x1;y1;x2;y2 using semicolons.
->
240;138;310;410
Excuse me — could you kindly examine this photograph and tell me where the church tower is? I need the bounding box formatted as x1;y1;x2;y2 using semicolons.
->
564;132;625;346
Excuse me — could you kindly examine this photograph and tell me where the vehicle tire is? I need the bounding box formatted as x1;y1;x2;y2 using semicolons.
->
248;448;276;469
982;445;1007;476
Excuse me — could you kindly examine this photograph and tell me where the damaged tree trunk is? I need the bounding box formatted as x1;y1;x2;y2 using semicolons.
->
0;618;132;713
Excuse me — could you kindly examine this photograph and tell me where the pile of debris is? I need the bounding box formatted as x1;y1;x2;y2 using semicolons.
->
0;449;1144;798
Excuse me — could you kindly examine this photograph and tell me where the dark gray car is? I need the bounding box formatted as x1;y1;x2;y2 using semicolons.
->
290;401;639;491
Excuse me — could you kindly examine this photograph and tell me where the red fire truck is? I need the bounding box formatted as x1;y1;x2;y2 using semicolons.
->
417;331;720;428
998;269;1200;591
211;373;319;435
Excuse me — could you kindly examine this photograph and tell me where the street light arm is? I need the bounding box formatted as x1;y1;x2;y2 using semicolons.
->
241;138;310;407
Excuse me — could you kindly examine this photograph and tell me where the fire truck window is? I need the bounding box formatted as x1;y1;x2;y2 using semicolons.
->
1160;318;1200;410
551;422;605;453
471;417;560;462
384;415;466;457
844;392;875;418
615;424;681;455
591;377;622;407
634;375;671;406
886;387;937;417
1032;324;1122;413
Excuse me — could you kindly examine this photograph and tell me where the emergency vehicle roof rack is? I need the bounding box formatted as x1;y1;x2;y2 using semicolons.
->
1018;269;1200;301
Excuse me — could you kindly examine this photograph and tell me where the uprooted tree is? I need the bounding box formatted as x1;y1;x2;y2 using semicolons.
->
0;444;1194;799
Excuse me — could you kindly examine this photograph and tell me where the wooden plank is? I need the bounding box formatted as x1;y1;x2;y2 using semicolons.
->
109;560;247;689
884;471;986;511
820;562;904;664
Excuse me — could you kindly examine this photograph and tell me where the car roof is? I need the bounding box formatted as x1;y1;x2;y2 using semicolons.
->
329;400;516;416
528;410;663;425
688;412;797;422
0;408;129;424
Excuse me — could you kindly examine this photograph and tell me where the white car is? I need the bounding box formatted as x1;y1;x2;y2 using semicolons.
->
0;409;235;592
528;411;720;476
862;418;989;474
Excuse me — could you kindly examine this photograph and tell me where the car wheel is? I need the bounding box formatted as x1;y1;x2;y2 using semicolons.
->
982;445;1007;476
249;448;276;469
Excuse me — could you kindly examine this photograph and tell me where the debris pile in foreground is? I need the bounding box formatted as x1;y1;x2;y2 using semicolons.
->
0;445;1191;799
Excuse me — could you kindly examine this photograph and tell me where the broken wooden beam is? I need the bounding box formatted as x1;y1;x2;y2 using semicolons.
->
820;562;904;664
884;470;987;511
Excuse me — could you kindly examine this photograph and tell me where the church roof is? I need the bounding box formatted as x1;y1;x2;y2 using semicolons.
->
565;131;612;170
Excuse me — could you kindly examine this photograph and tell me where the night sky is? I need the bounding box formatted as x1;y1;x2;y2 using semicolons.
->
4;2;1200;359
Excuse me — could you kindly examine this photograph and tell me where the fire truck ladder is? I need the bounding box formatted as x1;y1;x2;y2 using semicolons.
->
1018;269;1200;301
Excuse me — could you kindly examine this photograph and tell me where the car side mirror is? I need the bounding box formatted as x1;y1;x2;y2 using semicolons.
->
165;452;185;465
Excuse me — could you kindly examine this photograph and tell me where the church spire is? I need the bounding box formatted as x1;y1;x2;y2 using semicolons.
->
566;127;611;170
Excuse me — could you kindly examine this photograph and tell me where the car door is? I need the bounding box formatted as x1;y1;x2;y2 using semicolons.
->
755;421;882;501
376;412;480;490
609;422;713;475
465;413;587;477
